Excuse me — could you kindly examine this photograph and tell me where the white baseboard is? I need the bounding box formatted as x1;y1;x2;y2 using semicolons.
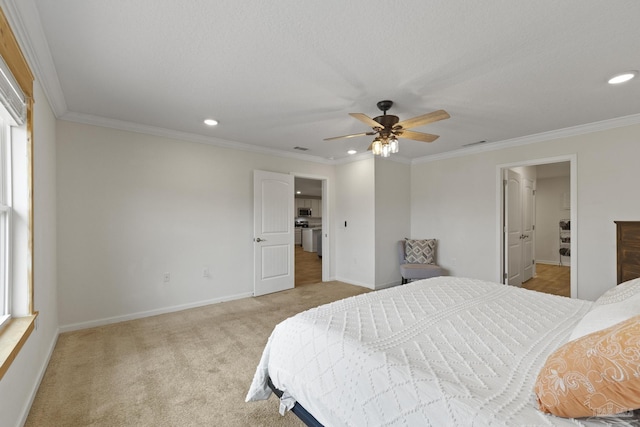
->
333;276;375;290
375;280;402;290
59;292;253;333
18;327;59;427
536;260;565;266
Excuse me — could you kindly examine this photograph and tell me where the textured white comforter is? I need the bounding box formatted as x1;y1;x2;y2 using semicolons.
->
246;277;638;426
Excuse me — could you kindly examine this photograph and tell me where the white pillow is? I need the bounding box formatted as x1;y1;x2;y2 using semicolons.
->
569;288;640;341
593;277;640;306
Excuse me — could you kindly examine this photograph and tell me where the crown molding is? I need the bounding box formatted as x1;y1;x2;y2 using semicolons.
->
1;0;67;116
60;111;337;165
413;113;640;165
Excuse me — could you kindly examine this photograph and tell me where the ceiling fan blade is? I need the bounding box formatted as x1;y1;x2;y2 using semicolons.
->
349;113;384;129
324;131;375;141
395;109;450;130
398;130;440;143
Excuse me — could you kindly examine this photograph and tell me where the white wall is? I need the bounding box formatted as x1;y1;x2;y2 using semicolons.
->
374;158;410;289
0;81;58;427
56;121;335;329
411;123;640;301
334;158;375;288
536;176;570;264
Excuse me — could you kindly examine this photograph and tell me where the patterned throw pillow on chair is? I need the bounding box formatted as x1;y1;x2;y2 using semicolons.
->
405;239;436;264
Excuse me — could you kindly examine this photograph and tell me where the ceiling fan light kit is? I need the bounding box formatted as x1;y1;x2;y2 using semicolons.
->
325;100;450;158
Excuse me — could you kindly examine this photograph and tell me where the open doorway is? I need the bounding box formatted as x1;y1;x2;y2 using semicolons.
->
498;156;577;298
294;176;325;286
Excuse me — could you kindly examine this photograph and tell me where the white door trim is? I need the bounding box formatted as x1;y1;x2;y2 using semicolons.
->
496;155;577;298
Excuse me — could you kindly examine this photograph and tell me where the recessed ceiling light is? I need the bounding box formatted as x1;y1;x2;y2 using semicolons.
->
204;118;219;126
347;149;357;155
608;71;637;85
296;191;301;194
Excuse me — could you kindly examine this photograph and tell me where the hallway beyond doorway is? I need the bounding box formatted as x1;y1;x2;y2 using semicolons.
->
295;245;322;286
522;263;570;297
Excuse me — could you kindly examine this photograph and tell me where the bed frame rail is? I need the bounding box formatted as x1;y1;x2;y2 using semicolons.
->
267;377;324;427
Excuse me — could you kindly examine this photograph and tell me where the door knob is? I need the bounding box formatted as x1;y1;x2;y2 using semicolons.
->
254;237;266;242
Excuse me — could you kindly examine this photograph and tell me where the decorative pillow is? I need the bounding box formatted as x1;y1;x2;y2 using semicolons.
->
593;278;640;307
569;290;640;341
404;239;436;264
535;315;640;418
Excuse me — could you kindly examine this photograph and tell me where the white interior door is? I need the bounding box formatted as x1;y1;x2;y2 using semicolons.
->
506;169;523;286
521;177;535;282
253;170;294;296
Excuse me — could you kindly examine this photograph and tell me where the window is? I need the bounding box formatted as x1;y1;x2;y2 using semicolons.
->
0;5;36;381
0;106;12;328
0;50;27;329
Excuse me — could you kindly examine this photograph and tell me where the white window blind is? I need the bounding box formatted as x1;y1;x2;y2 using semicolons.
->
0;55;26;126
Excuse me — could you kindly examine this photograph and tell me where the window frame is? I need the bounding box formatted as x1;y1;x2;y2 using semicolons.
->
0;6;36;382
0;110;12;329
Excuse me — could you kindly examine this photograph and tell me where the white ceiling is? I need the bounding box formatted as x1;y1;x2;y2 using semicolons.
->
9;0;640;162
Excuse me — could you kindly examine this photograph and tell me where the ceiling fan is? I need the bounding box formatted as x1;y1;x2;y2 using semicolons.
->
324;100;450;157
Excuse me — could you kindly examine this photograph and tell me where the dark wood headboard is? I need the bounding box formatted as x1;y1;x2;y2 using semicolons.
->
615;221;640;284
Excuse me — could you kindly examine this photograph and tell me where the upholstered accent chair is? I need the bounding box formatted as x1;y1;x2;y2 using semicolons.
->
398;239;446;284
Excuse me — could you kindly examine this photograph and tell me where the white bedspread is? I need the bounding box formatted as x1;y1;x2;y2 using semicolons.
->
246;277;639;426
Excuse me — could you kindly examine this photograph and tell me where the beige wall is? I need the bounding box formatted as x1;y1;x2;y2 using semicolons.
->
56;120;336;329
536;175;571;265
0;81;59;427
334;158;376;288
411;123;640;301
374;158;410;288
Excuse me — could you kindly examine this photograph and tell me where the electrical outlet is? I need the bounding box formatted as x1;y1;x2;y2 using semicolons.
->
163;272;170;283
203;267;211;278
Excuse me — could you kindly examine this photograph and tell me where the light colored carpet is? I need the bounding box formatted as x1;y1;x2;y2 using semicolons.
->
26;281;370;426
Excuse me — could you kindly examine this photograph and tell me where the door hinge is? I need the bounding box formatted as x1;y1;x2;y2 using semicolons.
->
503;272;508;280
503;179;507;187
533;189;536;196
532;259;535;265
532;224;535;230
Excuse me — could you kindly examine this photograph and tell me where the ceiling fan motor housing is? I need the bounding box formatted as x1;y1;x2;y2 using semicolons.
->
374;100;400;137
373;114;400;132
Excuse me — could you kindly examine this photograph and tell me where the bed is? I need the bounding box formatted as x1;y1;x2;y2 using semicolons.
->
246;277;640;426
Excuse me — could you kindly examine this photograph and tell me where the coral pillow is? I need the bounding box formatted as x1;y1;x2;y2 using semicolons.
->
535;315;640;418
